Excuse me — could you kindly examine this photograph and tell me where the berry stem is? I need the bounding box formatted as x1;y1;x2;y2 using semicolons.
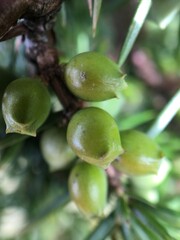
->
106;165;125;196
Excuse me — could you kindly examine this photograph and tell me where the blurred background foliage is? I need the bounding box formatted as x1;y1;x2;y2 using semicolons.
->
0;0;180;239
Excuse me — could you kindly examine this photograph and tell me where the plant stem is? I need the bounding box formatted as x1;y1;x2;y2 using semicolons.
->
23;9;82;118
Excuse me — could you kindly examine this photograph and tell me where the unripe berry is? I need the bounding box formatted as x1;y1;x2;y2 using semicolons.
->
112;130;163;176
67;107;124;168
40;126;75;171
2;78;51;136
68;161;107;216
131;158;171;189
65;51;127;101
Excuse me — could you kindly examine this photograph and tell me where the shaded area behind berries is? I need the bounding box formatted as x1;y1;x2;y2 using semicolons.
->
0;0;180;239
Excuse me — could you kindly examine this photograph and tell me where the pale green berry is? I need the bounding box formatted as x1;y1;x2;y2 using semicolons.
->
67;107;124;168
68;161;107;216
2;78;51;136
113;130;163;176
40;126;76;171
65;51;127;101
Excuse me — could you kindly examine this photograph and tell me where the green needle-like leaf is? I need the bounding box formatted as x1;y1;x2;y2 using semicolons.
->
92;0;103;37
60;2;67;27
117;197;133;240
87;0;93;17
155;206;180;229
118;0;152;67
130;197;180;229
118;110;155;130
132;214;162;240
133;208;174;240
121;223;134;240
131;217;151;240
85;211;116;240
147;89;180;138
149;0;180;29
